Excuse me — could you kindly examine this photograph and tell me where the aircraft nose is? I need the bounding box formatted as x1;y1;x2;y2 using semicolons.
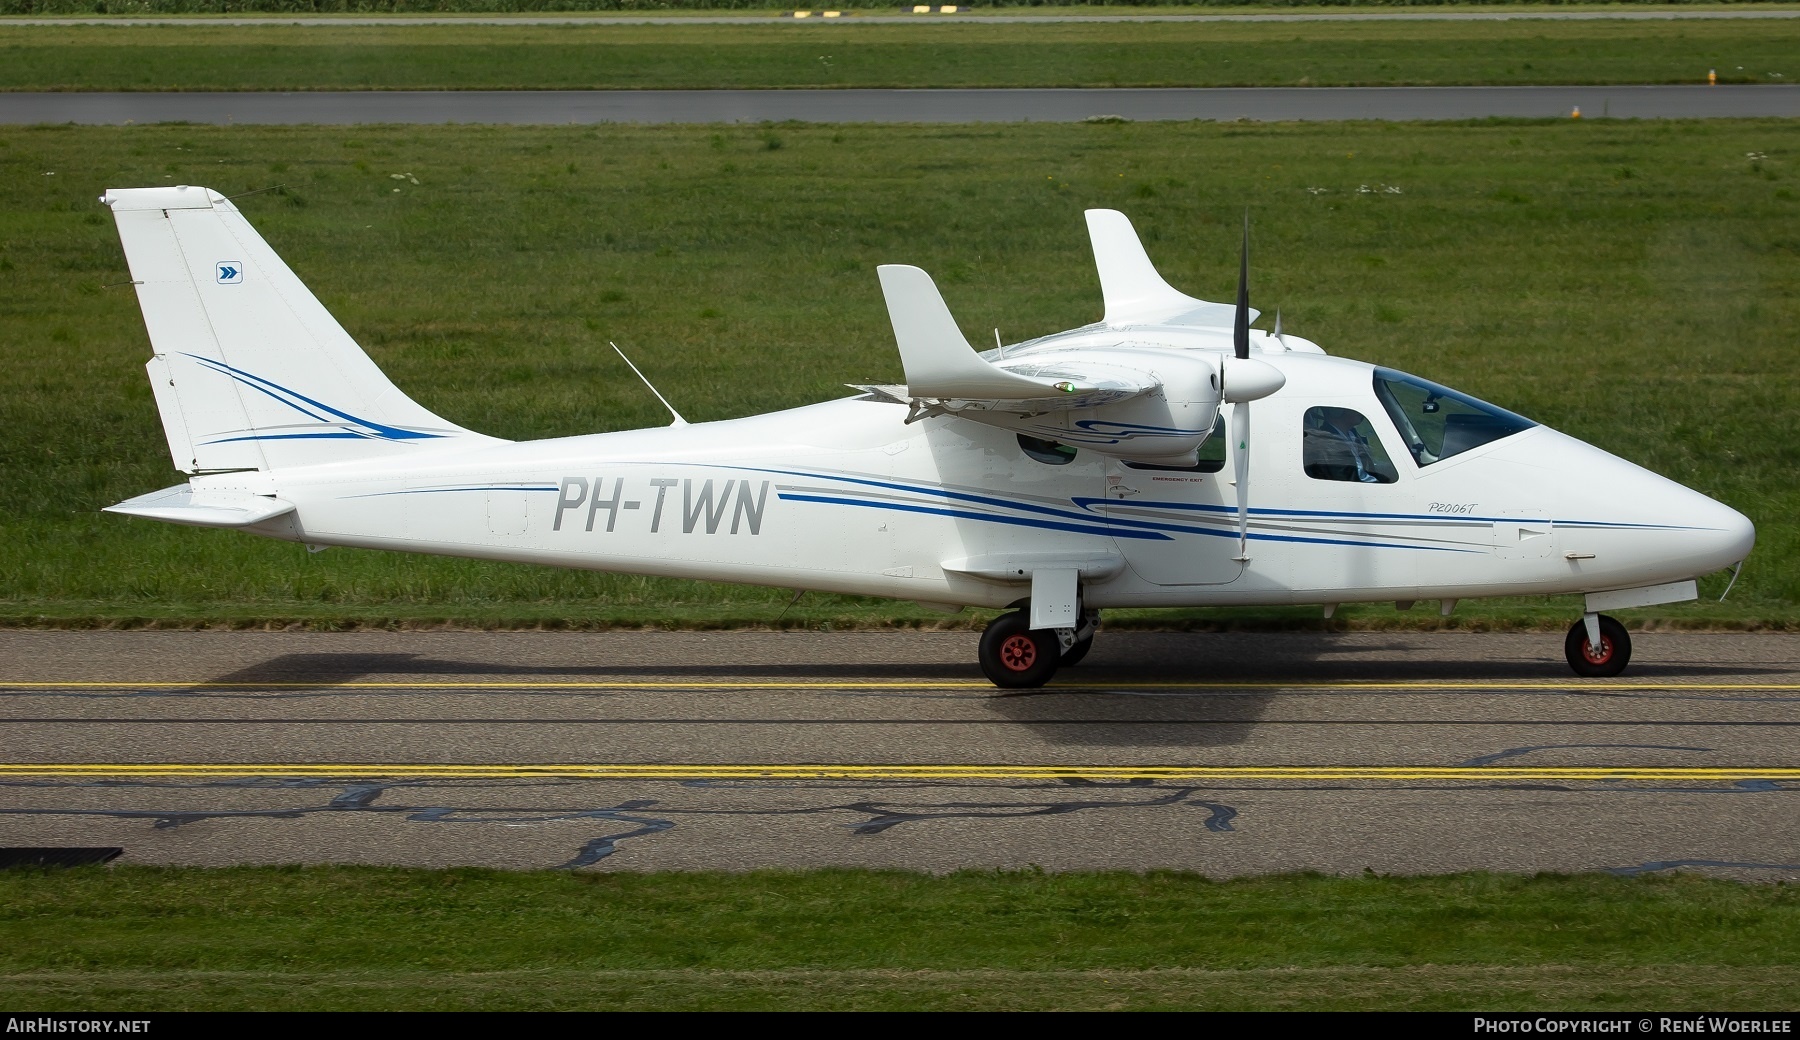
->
1507;428;1755;587
1675;487;1756;575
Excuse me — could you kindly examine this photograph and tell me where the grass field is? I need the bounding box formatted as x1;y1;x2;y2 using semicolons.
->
2;18;1797;90
11;0;1800;13
3;867;1798;1009
1;118;1796;628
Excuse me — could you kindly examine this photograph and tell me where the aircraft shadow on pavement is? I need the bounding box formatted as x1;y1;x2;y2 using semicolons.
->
1066;632;1780;682
180;633;1782;752
186;651;980;687
187;632;1771;689
985;631;1785;748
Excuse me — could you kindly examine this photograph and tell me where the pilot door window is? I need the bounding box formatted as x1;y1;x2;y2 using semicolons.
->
1302;407;1399;484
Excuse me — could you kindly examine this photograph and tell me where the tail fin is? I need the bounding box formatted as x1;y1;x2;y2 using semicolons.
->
101;185;486;474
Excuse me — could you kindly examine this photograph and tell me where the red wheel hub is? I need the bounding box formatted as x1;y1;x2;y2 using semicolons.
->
1583;637;1614;665
998;633;1038;672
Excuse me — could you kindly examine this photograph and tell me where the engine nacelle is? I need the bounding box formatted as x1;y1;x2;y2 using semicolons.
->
994;352;1224;461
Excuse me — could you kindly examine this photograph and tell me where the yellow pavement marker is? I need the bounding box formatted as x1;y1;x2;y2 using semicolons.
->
1;764;1796;782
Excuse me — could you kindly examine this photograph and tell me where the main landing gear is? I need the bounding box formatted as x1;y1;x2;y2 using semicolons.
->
983;605;1633;684
978;608;1098;688
1564;613;1632;677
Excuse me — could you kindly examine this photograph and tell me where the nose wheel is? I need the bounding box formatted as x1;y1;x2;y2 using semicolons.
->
1564;614;1631;677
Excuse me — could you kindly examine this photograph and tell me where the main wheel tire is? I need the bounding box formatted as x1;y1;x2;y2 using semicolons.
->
979;611;1060;688
1564;615;1632;677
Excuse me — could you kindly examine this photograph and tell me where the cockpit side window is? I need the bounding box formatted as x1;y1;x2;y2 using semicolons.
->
1017;434;1077;466
1302;407;1398;484
1372;368;1536;467
1122;415;1227;473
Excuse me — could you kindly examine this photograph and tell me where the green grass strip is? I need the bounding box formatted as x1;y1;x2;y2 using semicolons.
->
1;18;1796;90
4;965;1798;1010
3;868;1799;1009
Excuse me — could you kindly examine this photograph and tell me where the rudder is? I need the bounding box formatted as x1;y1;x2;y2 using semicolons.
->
102;185;485;474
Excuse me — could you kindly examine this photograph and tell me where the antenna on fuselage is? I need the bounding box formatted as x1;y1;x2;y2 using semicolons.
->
610;342;688;427
1720;559;1745;602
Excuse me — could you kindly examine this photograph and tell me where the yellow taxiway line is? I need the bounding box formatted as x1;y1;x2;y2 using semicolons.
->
4;681;1800;691
2;764;1796;782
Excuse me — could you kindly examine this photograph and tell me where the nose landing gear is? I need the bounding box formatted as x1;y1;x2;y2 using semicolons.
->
1564;613;1631;677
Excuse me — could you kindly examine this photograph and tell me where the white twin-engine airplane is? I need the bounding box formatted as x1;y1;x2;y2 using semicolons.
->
99;185;1754;687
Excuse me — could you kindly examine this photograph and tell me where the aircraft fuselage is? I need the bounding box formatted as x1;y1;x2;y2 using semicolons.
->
198;341;1751;614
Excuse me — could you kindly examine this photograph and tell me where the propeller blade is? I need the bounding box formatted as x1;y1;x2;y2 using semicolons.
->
1233;211;1250;361
1229;212;1256;560
1232;401;1251;561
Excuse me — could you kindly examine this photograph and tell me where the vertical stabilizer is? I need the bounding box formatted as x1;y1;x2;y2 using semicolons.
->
102;185;486;474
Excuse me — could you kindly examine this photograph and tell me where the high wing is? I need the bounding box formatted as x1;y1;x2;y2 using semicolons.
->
1086;209;1258;329
867;263;1228;462
873;264;1158;414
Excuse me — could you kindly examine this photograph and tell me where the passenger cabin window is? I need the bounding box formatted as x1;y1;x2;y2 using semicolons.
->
1302;407;1398;484
1017;434;1077;466
1122;415;1227;473
1372;368;1536;467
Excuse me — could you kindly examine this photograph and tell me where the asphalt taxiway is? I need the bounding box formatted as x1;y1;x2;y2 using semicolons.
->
3;629;1797;877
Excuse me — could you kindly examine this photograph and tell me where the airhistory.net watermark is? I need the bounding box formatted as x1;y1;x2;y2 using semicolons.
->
6;1021;149;1034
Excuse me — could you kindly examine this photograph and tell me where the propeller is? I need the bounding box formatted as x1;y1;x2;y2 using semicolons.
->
1233;212;1250;360
1218;212;1286;563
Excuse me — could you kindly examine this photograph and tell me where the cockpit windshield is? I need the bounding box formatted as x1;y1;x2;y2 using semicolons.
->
1372;368;1536;467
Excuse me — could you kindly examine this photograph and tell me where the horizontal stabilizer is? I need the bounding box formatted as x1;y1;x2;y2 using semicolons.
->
1086;209;1257;329
105;484;295;529
877;265;1077;400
